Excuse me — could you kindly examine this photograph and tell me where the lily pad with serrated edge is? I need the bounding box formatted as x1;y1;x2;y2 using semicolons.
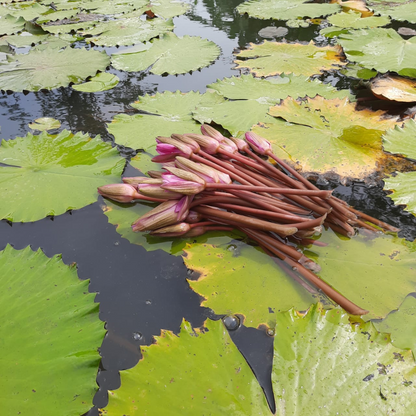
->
370;75;416;103
0;3;50;20
107;90;223;150
271;303;416;415
0;245;104;416
28;117;61;131
72;72;119;92
146;0;190;18
341;63;378;80
111;32;220;75
0;14;26;35
0;46;110;92
0;130;125;222
384;172;416;216
337;28;416;78
0;33;50;48
101;318;270;415
252;96;398;180
82;17;173;47
367;0;416;24
383;118;416;160
236;0;340;21
193;74;352;136
234;41;346;78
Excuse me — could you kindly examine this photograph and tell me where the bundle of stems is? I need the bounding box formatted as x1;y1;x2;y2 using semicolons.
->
98;125;400;316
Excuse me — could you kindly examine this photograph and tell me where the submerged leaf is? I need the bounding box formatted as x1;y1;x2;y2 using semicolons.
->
367;0;416;24
0;130;124;222
383;118;416;160
0;245;104;415
101;319;270;415
253;96;398;179
370;75;416;103
28;117;61;131
234;41;346;77
111;32;220;75
72;72;119;92
384;172;416;216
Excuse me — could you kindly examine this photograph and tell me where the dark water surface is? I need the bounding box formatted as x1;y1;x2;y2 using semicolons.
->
1;0;416;414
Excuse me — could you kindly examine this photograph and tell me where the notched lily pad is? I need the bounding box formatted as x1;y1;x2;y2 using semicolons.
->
367;0;416;24
234;41;346;77
383;118;416;160
370;75;416;103
0;14;26;36
145;0;190;19
0;130;124;222
384;172;416;216
28;117;61;131
72;72;119;92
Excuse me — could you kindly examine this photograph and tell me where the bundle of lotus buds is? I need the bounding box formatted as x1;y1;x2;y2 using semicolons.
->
98;125;399;316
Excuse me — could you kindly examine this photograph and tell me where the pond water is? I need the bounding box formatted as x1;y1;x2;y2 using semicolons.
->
2;0;416;414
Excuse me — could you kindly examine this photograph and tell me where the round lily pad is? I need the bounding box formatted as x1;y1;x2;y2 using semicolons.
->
28;117;61;131
72;72;119;92
368;0;416;24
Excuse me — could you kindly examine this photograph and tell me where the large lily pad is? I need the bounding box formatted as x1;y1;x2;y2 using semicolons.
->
237;0;340;21
368;0;416;24
101;319;270;415
111;32;220;75
72;72;119;92
306;229;416;321
338;28;416;78
107;91;223;150
383;118;416;160
272;304;416;415
0;46;110;92
0;244;104;415
146;0;190;18
193;74;352;136
234;41;346;77
384;172;416;216
0;2;50;20
184;242;316;327
253;96;397;179
0;14;26;35
81;17;174;46
0;130;124;222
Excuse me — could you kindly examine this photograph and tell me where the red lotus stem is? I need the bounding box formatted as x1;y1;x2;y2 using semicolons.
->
348;207;400;232
133;195;168;203
288;214;327;230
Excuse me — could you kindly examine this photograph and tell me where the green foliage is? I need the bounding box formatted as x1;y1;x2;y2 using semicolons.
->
0;14;26;35
147;0;190;18
383;119;416;160
28;117;61;131
384;172;416;216
0;245;104;416
72;72;119;92
0;130;125;222
368;0;416;24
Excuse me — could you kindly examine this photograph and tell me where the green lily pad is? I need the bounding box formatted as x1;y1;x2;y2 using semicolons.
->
28;117;61;131
306;229;416;321
374;295;416;359
234;41;347;77
0;2;49;20
340;63;378;80
184;241;316;327
111;32;220;75
337;28;416;78
0;244;104;415
237;0;340;21
146;0;190;18
0;14;26;36
0;32;50;48
72;72;119;92
36;8;80;24
80;0;146;15
82;17;174;46
320;10;390;38
193;74;352;136
253;96;397;179
368;0;416;24
384;172;416;216
0;46;110;92
286;18;310;28
0;130;124;222
272;304;416;415
101;319;270;415
107;91;223;150
383;118;416;160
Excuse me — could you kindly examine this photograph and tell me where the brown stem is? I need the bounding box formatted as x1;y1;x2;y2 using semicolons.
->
348;207;400;232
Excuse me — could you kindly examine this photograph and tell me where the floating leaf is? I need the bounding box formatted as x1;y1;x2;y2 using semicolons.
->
0;130;124;222
72;72;119;92
384;172;416;216
320;10;390;38
0;46;110;92
80;0;147;15
193;74;352;136
383;118;416;159
146;0;190;18
340;63;378;80
338;28;416;78
0;245;104;415
237;0;340;21
258;26;288;39
234;41;346;77
0;14;26;36
0;2;50;20
111;32;220;75
81;17;174;46
107;91;223;150
0;32;50;48
367;0;416;24
101;319;270;415
370;75;416;103
184;242;316;327
28;116;61;131
253;96;397;179
272;304;416;414
286;18;310;28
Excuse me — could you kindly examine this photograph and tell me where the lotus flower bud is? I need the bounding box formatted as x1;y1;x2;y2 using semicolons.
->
164;166;206;185
156;136;193;157
219;137;238;154
181;226;207;238
161;174;205;195
171;133;200;153
175;156;220;183
150;222;191;237
217;171;232;184
185;210;203;223
138;183;183;200
245;131;272;155
97;183;140;203
184;133;219;154
201;124;225;142
152;137;193;162
229;136;249;152
123;177;162;186
147;170;163;179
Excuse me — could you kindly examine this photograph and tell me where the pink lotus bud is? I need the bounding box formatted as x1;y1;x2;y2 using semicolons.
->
182;226;207;238
219;137;238;154
138;183;183;200
150;222;191;237
184;133;219;154
171;133;200;153
147;170;163;178
156;136;193;157
229;136;249;152
201;124;225;142
123;177;162;186
97;183;140;203
164;166;206;185
175;156;220;183
217;171;232;184
132;196;190;232
161;174;205;195
161;161;177;169
185;210;203;223
245;131;272;155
